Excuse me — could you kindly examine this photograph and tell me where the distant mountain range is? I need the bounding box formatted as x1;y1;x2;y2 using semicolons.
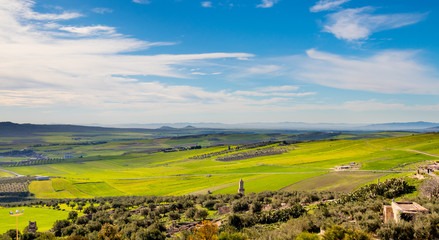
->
359;121;439;131
1;121;438;137
107;121;439;131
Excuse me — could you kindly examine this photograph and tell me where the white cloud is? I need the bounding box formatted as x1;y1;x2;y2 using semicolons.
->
233;85;315;98
59;25;117;36
201;1;212;8
132;0;151;4
3;0;82;20
234;90;315;97
92;8;113;14
299;49;439;94
259;85;300;92
323;7;427;41
247;64;281;74
256;0;278;8
0;0;255;110
310;0;349;13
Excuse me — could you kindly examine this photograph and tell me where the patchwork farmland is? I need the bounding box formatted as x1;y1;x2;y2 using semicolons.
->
1;131;438;199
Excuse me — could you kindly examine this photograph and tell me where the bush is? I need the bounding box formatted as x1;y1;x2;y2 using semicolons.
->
231;200;249;213
377;221;414;240
228;215;244;230
68;211;78;221
97;223;122;240
203;200;218;210
53;219;71;237
169;211;181;221
190;220;219;240
296;232;319;240
250;201;262;213
195;209;209;220
322;225;370;240
185;207;197;220
218;232;247;240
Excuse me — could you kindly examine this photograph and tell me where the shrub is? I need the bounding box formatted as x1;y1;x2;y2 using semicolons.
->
185;207;197;220
97;223;122;240
250;201;262;213
203;200;218;210
190;220;219;240
231;200;249;213
295;232;319;240
169;211;181;221
195;209;209;220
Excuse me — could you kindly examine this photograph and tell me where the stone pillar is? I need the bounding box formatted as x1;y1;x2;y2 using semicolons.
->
238;179;245;194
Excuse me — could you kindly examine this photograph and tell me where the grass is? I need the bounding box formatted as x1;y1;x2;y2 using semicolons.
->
73;181;124;197
0;207;69;233
0;170;14;177
3;132;439;198
213;172;326;194
283;172;387;192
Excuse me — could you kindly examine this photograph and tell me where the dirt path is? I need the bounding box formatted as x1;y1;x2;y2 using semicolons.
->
0;168;24;177
406;149;439;158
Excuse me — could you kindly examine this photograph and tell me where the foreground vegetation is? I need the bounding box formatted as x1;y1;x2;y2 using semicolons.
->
1;177;439;239
1;126;439;239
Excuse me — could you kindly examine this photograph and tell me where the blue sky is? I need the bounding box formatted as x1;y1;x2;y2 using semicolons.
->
1;0;439;124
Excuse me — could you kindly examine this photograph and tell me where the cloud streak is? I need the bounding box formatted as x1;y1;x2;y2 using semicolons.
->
299;49;439;94
257;0;278;8
323;7;427;41
201;1;212;8
0;0;255;110
310;0;349;13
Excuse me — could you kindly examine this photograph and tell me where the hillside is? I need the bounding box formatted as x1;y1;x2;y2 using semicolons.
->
0;132;437;199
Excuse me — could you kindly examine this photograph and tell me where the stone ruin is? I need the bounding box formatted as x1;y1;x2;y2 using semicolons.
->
217;206;231;215
384;201;428;223
28;221;38;233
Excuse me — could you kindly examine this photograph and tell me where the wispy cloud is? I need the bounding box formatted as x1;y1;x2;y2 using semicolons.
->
59;25;117;36
310;0;349;13
247;65;281;74
92;8;113;14
259;85;300;92
299;49;439;94
3;0;82;20
201;1;212;8
256;0;278;8
0;0;254;110
132;0;151;5
234;86;314;97
323;7;427;41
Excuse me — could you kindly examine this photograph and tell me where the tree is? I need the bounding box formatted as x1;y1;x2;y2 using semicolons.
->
3;229;21;240
196;209;209;220
53;219;71;237
97;223;122;240
420;177;439;198
228;215;244;230
323;225;370;240
68;211;78;221
185;207;197;220
251;201;263;213
169;211;181;221
190;220;218;240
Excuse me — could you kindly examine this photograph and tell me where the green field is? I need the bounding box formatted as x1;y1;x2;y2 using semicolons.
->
0;207;69;233
2;132;439;198
0;169;14;177
283;172;387;192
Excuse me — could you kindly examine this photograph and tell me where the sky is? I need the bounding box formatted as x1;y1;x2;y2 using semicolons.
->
1;0;439;125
